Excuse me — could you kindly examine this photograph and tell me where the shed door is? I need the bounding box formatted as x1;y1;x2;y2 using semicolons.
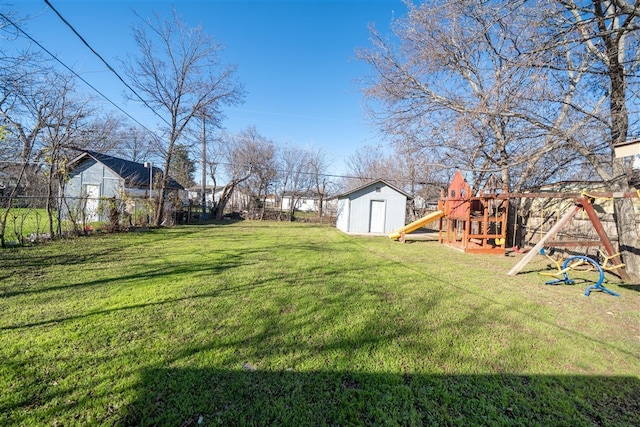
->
83;184;100;222
370;200;386;233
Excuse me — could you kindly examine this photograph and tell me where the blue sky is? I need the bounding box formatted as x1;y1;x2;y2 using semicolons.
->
12;0;406;176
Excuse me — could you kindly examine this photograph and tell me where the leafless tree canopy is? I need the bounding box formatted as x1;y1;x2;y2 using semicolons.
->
358;0;588;192
359;0;640;274
278;144;316;219
233;127;278;210
123;8;244;226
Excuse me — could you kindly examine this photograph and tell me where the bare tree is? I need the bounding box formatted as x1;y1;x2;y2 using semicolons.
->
307;147;331;221
0;63;52;165
73;113;129;155
205;129;240;219
357;0;584;192
528;0;640;275
345;144;397;189
39;77;93;239
359;0;640;274
117;125;160;163
235;127;277;218
123;8;244;226
208;127;276;219
279;145;315;221
206;130;225;192
0;67;66;244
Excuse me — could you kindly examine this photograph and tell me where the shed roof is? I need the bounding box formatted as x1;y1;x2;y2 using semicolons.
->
69;150;184;190
334;179;412;199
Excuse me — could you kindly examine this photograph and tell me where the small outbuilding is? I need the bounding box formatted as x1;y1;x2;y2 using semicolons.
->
63;150;184;223
335;179;410;235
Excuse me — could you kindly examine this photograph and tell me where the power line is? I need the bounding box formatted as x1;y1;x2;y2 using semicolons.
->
42;0;230;154
0;11;159;142
43;0;172;130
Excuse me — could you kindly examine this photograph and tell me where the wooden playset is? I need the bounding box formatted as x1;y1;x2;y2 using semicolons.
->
437;171;508;255
389;170;636;290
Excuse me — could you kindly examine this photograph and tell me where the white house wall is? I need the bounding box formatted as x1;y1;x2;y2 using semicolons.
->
281;196;319;212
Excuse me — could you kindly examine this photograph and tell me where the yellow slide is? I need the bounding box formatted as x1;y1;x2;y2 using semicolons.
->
389;210;445;240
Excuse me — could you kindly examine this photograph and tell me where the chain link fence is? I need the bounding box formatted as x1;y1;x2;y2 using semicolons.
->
1;195;339;247
0;195;162;246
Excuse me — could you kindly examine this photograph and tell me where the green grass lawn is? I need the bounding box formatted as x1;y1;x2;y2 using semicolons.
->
1;221;639;426
1;208;57;243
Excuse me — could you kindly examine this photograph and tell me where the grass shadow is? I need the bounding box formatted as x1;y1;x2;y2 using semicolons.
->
182;217;246;226
0;246;256;299
121;367;640;426
618;283;640;292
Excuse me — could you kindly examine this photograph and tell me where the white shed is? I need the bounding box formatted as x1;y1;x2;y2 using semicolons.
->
335;179;410;235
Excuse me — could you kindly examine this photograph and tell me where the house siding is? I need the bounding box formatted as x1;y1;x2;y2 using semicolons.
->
65;158;123;199
281;196;318;212
336;198;350;231
63;158;126;222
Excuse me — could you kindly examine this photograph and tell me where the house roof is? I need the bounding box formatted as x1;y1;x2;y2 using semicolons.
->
334;179;412;199
69;150;184;190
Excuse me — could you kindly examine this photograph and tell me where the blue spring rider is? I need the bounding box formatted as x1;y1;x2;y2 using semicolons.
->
541;252;620;297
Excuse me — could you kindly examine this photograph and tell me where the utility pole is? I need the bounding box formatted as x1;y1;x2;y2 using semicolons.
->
201;113;207;218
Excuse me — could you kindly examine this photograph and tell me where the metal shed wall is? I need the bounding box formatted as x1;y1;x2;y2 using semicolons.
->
337;182;407;234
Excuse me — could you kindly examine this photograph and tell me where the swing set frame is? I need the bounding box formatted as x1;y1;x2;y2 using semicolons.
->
507;193;635;281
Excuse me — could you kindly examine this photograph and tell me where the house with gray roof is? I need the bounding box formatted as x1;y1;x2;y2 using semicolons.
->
63;150;184;224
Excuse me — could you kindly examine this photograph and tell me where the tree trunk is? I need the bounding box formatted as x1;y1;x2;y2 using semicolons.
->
153;144;173;227
606;25;639;277
288;200;295;221
317;194;324;223
212;183;238;220
45;161;56;240
610;162;640;277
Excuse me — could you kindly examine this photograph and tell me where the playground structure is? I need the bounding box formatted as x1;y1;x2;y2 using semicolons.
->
538;249;620;296
388;210;444;240
437;171;508;255
388;170;636;286
507;194;631;281
390;171;508;255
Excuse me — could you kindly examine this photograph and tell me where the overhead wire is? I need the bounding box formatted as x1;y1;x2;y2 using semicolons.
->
42;0;172;130
40;0;381;165
13;2;600;190
18;0;389;182
0;10;160;143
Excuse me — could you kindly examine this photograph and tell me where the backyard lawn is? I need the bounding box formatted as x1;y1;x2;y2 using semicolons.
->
1;208;59;244
1;221;639;425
